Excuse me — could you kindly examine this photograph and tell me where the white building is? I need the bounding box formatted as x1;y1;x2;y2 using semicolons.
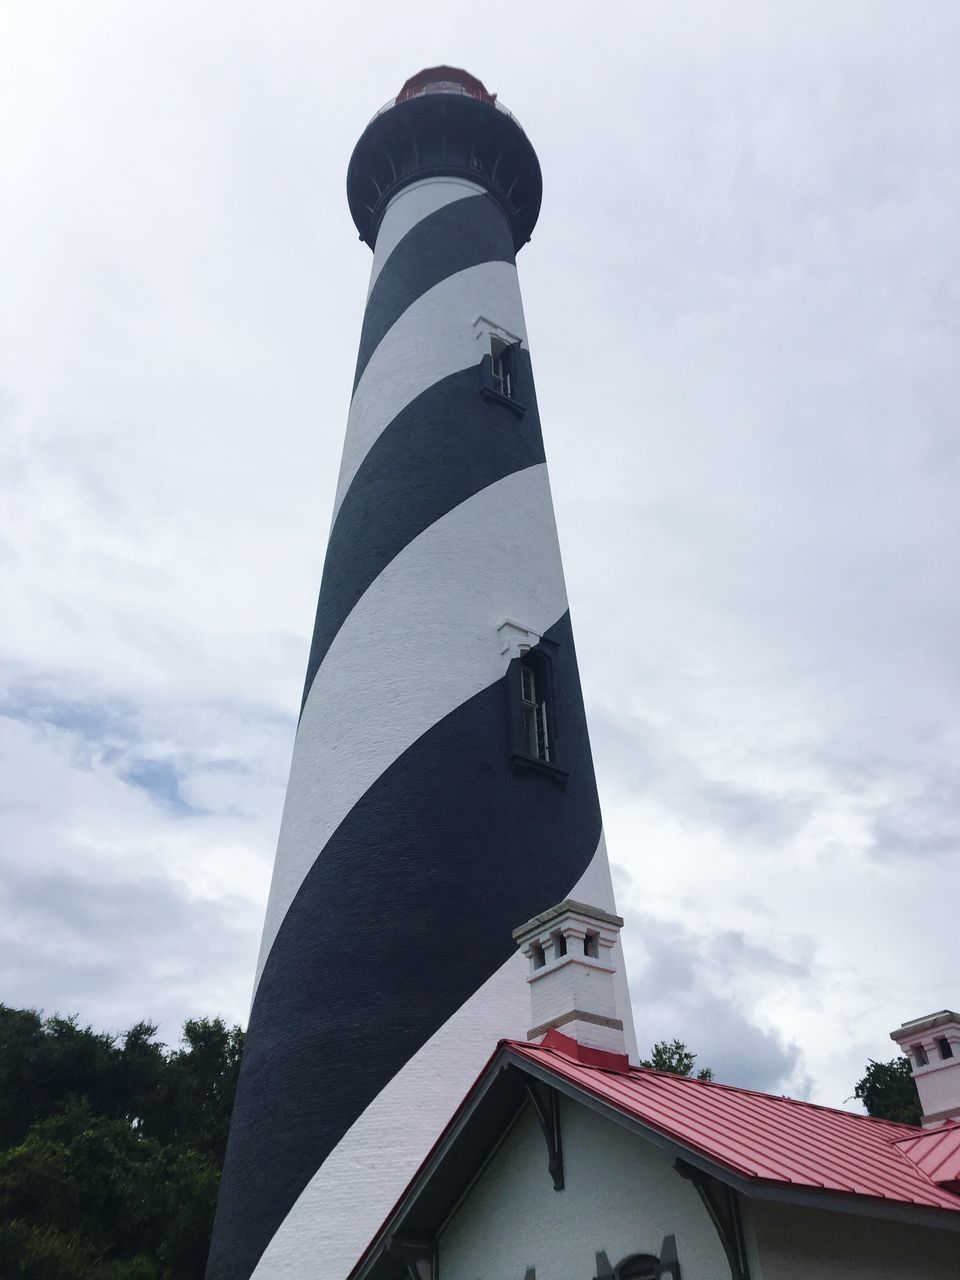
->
351;903;960;1280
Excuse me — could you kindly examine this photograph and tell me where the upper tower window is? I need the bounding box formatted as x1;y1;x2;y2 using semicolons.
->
476;317;526;418
490;335;514;400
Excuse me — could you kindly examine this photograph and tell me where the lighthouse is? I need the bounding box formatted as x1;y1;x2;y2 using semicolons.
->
206;68;636;1280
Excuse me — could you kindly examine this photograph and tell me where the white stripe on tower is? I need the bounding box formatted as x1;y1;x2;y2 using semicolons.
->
206;69;635;1280
255;463;568;991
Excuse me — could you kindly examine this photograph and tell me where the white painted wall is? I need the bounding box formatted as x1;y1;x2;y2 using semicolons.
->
440;1098;729;1280
749;1199;959;1280
917;1058;960;1121
440;1098;960;1280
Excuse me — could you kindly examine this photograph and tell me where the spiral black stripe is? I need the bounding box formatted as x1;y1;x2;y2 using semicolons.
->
352;193;515;392
300;352;543;716
206;612;601;1280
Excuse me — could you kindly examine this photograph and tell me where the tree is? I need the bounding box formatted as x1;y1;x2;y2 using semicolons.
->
0;1007;119;1148
640;1039;714;1081
147;1018;245;1165
853;1057;922;1125
0;1005;244;1279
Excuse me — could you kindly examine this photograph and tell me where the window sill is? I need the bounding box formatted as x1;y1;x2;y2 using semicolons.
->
481;386;526;419
510;754;569;787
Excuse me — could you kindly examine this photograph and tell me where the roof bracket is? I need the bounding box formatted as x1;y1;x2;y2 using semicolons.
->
522;1076;565;1190
656;1233;682;1279
675;1161;750;1280
386;1232;435;1280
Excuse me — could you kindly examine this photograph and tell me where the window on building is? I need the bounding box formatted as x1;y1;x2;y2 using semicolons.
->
937;1037;954;1060
615;1255;659;1280
520;654;550;762
913;1043;929;1067
477;323;525;417
583;933;599;958
490;334;514;399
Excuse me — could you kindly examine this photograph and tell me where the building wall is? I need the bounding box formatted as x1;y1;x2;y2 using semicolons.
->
440;1098;729;1279
747;1199;958;1280
439;1095;960;1280
913;1058;960;1119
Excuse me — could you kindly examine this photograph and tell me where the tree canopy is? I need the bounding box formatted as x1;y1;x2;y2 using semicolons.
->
0;1004;244;1279
640;1039;714;1081
852;1056;922;1126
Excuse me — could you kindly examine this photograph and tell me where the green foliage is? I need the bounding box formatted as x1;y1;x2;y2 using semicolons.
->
640;1038;714;1081
853;1057;922;1125
0;1005;244;1280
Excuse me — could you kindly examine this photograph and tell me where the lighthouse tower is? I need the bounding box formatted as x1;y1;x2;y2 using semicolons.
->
206;68;636;1280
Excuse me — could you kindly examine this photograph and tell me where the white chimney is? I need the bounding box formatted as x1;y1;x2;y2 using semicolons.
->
512;899;625;1056
890;1009;960;1127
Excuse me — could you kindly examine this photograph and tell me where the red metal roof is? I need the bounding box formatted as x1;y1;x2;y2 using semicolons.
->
509;1033;960;1214
895;1123;960;1190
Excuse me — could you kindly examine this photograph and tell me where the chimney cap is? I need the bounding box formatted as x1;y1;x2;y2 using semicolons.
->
891;1010;960;1042
512;899;624;941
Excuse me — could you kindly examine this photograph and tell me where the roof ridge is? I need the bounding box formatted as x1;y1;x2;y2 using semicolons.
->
621;1058;923;1134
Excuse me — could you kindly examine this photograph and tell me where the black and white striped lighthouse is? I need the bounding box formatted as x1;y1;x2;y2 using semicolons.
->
206;67;636;1280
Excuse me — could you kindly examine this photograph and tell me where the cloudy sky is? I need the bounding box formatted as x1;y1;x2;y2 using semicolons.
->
1;1;958;1110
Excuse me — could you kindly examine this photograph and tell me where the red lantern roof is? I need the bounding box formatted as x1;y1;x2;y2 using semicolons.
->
396;66;496;106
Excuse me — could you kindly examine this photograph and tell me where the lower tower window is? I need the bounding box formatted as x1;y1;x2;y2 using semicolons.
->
501;621;567;785
520;652;550;762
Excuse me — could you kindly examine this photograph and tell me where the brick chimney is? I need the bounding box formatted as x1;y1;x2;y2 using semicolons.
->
512;900;625;1056
890;1010;960;1127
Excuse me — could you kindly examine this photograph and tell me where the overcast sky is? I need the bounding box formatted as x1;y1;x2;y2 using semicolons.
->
1;1;958;1110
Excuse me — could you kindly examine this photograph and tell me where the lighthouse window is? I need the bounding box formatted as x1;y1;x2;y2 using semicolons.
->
478;329;525;417
937;1037;954;1060
490;335;513;399
520;654;550;762
912;1043;928;1067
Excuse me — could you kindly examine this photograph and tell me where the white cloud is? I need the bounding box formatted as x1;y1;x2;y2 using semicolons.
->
0;0;957;1109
